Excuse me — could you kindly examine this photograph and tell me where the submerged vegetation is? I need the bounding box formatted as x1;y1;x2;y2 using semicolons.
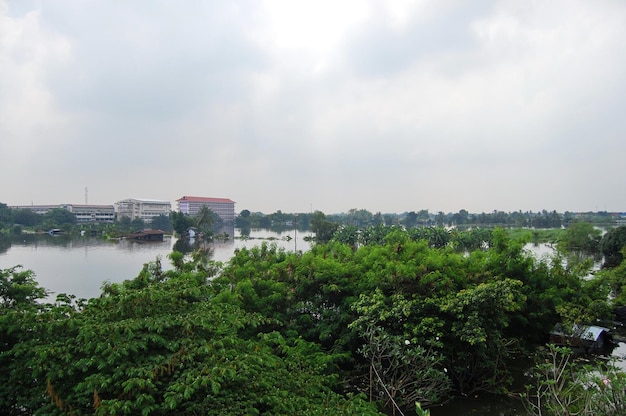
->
2;223;626;415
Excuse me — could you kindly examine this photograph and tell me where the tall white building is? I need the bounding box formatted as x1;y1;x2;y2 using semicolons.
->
115;198;171;223
176;196;236;223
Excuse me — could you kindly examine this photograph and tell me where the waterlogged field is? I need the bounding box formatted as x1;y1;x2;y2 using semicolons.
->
0;229;310;301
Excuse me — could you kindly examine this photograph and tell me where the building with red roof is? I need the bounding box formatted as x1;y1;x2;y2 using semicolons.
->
176;196;236;223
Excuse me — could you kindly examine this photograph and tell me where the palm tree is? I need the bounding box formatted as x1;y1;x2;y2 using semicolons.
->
193;205;216;259
195;205;215;232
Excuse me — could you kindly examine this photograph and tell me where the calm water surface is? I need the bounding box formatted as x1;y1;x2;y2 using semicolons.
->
0;228;310;301
0;238;572;303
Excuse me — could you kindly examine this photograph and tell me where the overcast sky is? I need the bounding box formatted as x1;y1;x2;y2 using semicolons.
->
1;0;625;215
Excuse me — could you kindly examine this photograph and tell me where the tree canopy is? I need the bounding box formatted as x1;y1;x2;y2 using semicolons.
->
0;226;620;415
600;226;626;267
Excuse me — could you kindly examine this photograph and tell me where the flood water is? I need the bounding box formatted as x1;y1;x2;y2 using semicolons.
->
0;237;590;305
1;233;621;415
0;228;310;301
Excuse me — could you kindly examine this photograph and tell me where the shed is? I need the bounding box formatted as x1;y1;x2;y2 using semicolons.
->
128;229;165;241
549;324;612;353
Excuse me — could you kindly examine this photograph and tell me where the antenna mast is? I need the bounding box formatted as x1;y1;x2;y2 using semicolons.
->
85;187;88;205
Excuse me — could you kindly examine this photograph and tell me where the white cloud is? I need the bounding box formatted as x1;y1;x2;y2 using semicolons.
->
1;0;625;213
0;2;72;170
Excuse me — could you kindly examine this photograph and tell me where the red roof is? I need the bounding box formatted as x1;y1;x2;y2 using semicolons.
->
176;196;235;204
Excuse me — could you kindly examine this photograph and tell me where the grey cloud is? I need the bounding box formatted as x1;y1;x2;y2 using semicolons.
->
42;1;267;119
2;0;626;213
340;2;495;78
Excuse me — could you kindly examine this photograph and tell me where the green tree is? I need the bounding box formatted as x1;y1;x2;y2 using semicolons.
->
346;209;374;227
416;209;430;225
3;224;614;414
170;211;194;235
597;252;626;306
0;266;47;309
360;224;393;246
131;217;146;230
0;203;12;228
452;209;469;225
333;225;360;250
310;211;338;244
559;221;601;253
42;208;77;229
0;257;381;415
524;345;626;416
351;291;452;412
12;209;41;227
0;266;49;413
439;278;525;394
451;228;492;252
383;214;395;226
600;226;626;267
194;205;215;233
117;215;132;229
150;214;172;233
235;209;251;228
435;211;446;227
403;211;418;228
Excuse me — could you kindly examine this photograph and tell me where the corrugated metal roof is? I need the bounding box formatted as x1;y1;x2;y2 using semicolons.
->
550;324;610;342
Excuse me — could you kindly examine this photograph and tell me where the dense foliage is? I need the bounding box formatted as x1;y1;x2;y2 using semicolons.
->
1;225;622;415
524;345;626;416
600;226;626;267
0;259;377;415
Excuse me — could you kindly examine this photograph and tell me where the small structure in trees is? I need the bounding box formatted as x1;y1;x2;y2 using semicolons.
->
127;229;165;242
549;324;613;353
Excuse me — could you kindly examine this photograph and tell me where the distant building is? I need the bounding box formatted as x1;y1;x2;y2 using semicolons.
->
115;198;172;223
10;204;115;223
10;204;59;215
63;204;115;223
176;196;236;223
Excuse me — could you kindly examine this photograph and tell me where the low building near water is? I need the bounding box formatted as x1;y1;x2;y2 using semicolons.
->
549;324;613;353
127;229;165;241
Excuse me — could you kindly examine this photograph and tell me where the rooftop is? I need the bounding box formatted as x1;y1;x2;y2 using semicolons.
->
176;196;235;204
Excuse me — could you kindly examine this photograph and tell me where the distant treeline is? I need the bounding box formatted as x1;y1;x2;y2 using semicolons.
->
1;201;621;236
236;208;620;230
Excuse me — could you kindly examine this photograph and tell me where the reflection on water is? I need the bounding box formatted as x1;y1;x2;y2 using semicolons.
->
0;229;311;301
0;234;177;301
524;242;603;279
